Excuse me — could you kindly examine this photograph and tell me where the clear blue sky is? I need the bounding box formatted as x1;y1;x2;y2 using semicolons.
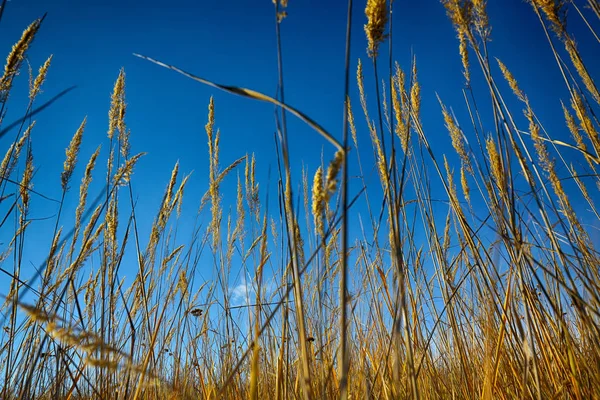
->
1;0;599;306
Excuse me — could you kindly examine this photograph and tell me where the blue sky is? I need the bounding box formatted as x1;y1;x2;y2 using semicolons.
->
1;0;600;313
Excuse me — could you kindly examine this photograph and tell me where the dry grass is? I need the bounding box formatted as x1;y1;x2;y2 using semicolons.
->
2;0;600;398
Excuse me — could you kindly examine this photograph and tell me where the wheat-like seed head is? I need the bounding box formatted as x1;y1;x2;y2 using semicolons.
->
325;150;343;200
472;0;490;36
1;19;41;99
527;108;550;172
444;156;459;208
272;0;288;7
62;117;86;190
206;98;215;172
496;59;526;103
442;212;451;256
312;166;324;239
410;62;421;122
270;217;278;244
356;59;373;134
347;97;358;149
112;152;144;187
43;227;63;283
570;92;600;157
443;0;476;84
205;97;223;248
392;63;409;153
29;54;52;102
108;69;126;140
302;165;310;234
173;173;190;219
148;164;180;256
118;107;128;152
19;302;58;324
486;136;505;196
461;166;470;205
177;270;189;298
459;33;470;85
325;226;338;268
364;0;388;58
439;98;472;174
525;106;585;238
61;217;104;280
0;143;15;181
20;146;34;210
105;198;118;256
3;122;34;182
69;145;100;258
562;102;583;148
530;0;566;35
443;0;473;35
564;39;600;106
381;79;391;130
84;269;99;322
561;101;594;168
245;154;260;219
165;161;179;208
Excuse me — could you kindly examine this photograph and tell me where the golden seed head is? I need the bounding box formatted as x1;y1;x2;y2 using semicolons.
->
530;0;566;35
527;108;552;173
3;123;34;182
1;19;41;98
364;0;388;58
347;97;358;148
497;59;526;102
177;270;189;297
62;117;86;190
570;92;598;149
165;161;179;207
443;0;473;36
173;173;190;218
561;101;593;167
393;62;410;152
356;59;376;139
205;97;222;248
0;143;16;179
439;98;472;173
20;146;34;210
233;173;245;237
325;150;343;200
565;39;600;106
410;64;421;121
391;73;406;145
108;69;126;140
472;0;490;38
461;165;470;204
29;54;52;101
113;152;145;187
312;166;325;238
459;33;470;85
486;136;505;195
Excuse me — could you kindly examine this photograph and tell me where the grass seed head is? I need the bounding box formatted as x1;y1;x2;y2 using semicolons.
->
364;0;388;58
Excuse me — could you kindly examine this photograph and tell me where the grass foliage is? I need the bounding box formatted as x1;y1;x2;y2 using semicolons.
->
1;0;600;398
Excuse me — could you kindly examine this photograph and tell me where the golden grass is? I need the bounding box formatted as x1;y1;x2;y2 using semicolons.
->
1;1;600;399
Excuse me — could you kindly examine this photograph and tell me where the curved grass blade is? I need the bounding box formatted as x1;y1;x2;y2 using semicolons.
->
133;53;343;152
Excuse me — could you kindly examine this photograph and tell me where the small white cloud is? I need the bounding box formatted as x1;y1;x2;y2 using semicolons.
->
229;275;279;307
230;276;254;306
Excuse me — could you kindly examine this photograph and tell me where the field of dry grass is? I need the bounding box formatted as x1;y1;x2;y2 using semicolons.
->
1;0;600;398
